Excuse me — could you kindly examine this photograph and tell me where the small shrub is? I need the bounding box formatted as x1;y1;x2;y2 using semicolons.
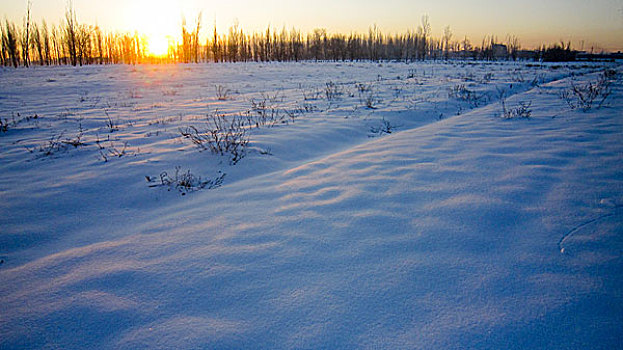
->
370;118;398;135
324;81;343;101
357;84;380;109
26;122;85;157
448;84;484;107
215;85;231;100
501;99;532;119
284;103;317;123
459;71;475;82
96;135;135;162
31;133;67;156
62;122;85;148
104;110;119;132
0;118;9;133
481;72;493;83
250;98;285;127
355;83;372;93
510;69;525;83
530;73;546;87
603;69;617;80
260;92;282;104
283;109;299;123
180;111;249;164
147;115;180;126
301;87;323;101
148;167;225;194
560;71;612;111
259;147;273;156
79;91;90;103
1;113;39;133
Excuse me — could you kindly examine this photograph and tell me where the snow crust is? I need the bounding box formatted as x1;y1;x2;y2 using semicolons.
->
1;61;622;349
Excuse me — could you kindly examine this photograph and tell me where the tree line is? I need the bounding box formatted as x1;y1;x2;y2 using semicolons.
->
2;6;148;67
2;8;576;67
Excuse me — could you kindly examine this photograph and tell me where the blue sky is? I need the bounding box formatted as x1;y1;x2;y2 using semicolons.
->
2;0;622;51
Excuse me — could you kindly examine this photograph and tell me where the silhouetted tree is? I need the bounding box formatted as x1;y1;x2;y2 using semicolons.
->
21;0;32;67
94;26;104;64
64;4;78;66
192;13;201;63
31;22;44;65
443;26;452;60
506;35;520;60
41;20;51;65
2;20;20;67
541;42;576;62
227;21;240;62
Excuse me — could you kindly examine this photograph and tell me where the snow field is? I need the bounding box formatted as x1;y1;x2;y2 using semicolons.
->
1;61;622;349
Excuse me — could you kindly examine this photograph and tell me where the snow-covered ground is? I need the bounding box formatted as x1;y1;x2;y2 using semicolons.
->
1;61;622;349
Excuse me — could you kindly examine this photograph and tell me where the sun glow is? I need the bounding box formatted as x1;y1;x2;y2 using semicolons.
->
146;35;171;57
125;0;180;57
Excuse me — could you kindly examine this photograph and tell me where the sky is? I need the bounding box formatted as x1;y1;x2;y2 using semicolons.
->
1;0;622;52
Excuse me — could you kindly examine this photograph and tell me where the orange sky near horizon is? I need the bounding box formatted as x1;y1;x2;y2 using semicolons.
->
2;0;622;54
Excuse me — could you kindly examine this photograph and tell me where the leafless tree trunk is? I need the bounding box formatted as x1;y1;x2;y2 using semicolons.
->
443;26;452;60
51;25;63;65
31;22;44;65
65;3;78;66
193;13;202;63
21;0;32;67
506;35;520;61
3;20;20;67
42;20;51;65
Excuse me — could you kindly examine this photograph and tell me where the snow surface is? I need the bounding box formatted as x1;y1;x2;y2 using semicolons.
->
1;61;622;349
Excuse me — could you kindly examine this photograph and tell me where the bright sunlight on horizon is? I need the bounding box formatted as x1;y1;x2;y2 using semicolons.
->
124;0;179;56
1;0;622;53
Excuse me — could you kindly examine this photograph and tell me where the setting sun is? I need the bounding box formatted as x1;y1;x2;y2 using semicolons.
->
125;0;180;56
146;35;171;57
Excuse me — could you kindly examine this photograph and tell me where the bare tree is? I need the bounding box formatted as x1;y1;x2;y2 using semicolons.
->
368;25;381;61
179;17;189;63
193;13;202;63
227;20;240;62
0;26;5;66
210;19;219;62
461;36;471;59
264;26;273;61
443;25;453;60
21;0;32;67
2;20;20;67
31;22;44;65
76;24;92;65
41;20;51;65
94;25;104;64
51;24;63;65
65;2;78;66
506;34;520;61
179;16;200;63
291;28;302;61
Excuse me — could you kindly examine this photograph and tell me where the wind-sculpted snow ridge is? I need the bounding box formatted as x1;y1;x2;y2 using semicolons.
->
1;62;622;349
